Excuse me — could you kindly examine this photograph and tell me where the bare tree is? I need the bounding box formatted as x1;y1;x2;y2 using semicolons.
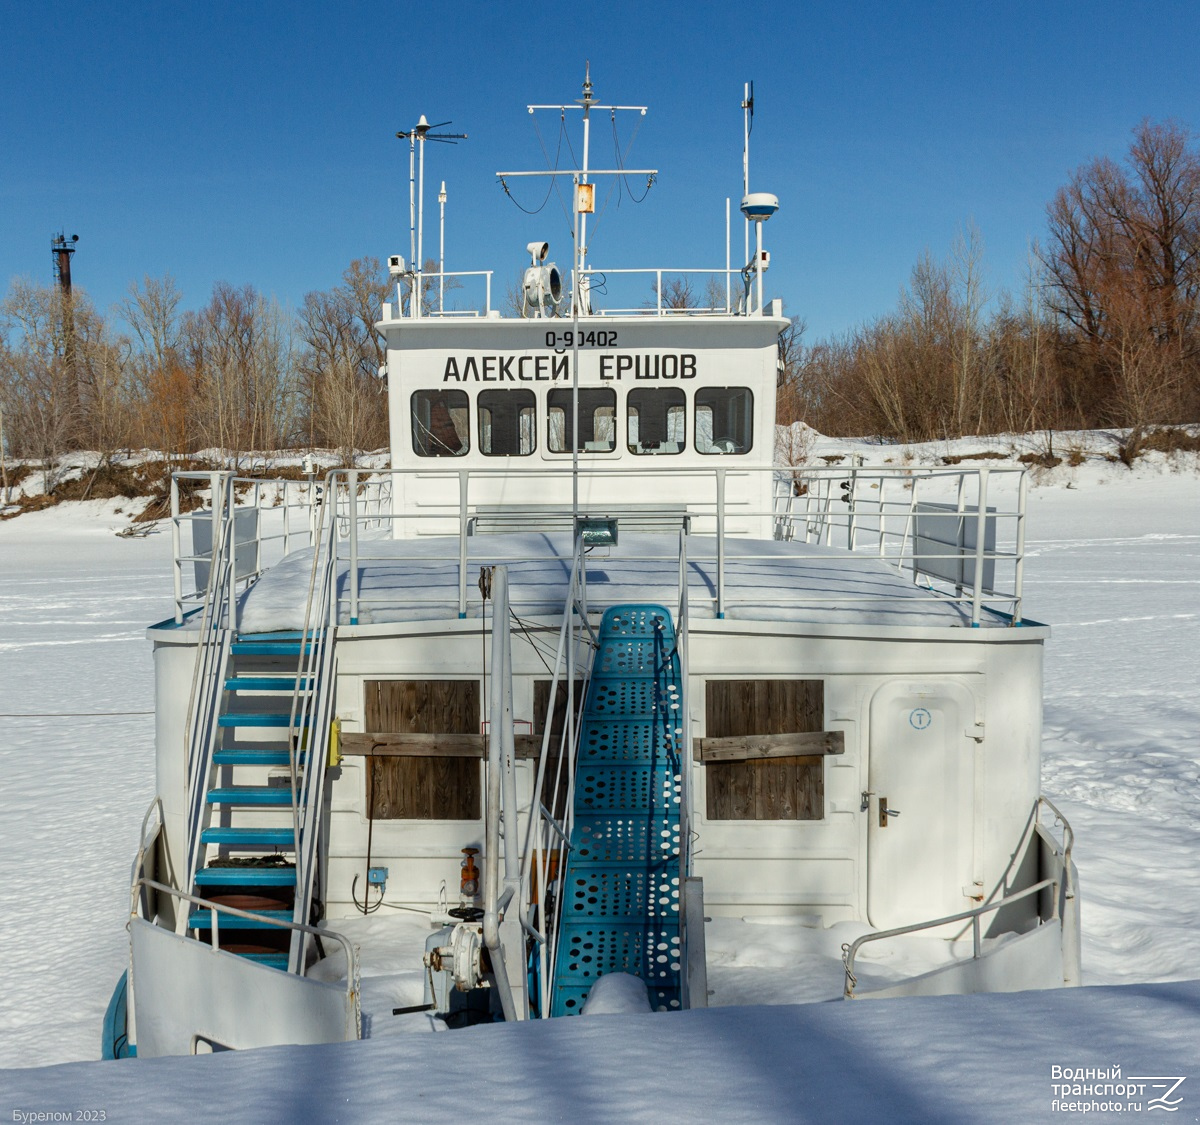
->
183;283;300;465
1041;119;1200;424
298;257;389;462
0;279;83;490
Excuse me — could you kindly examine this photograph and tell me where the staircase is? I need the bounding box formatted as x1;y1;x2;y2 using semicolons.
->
550;605;685;1015
186;631;313;970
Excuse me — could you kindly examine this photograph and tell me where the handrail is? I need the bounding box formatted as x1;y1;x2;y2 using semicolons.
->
132;878;360;1026
842;796;1075;997
842;876;1058;998
180;474;237;911
1038;794;1076;902
675;525;695;976
521;535;596;1018
482;564;522;1020
130;797;164;923
288;475;341;972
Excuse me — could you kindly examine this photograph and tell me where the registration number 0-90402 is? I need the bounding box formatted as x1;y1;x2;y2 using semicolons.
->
545;330;618;351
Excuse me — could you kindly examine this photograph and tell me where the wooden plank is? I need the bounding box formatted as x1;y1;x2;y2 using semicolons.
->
342;732;542;758
363;680;481;820
693;730;844;762
703;680;826;822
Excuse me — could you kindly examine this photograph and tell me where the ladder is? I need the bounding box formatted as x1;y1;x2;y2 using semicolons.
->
550;604;685;1015
185;631;315;968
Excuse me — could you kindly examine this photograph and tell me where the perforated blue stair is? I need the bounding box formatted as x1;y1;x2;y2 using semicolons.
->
550;605;685;1016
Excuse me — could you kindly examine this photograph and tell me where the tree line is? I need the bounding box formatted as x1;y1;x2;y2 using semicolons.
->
0;257;398;490
5;121;1198;489
780;120;1200;448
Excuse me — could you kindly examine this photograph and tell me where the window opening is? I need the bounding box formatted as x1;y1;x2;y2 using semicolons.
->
548;387;616;453
695;387;753;455
411;390;469;457
479;389;536;456
627;388;685;455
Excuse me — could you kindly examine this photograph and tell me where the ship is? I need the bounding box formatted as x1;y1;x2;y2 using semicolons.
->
105;73;1079;1058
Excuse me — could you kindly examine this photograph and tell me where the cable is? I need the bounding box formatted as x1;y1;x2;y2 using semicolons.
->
509;609;556;676
612;110;654;204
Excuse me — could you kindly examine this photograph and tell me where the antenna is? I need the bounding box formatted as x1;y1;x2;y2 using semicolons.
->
396;116;467;317
500;68;655;531
742;81;753;267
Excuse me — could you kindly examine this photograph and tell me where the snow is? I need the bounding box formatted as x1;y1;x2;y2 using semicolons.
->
3;983;1198;1122
235;532;981;633
580;972;653;1015
1;444;1198;1121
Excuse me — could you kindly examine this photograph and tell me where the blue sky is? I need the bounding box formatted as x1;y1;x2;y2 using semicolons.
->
3;1;1200;340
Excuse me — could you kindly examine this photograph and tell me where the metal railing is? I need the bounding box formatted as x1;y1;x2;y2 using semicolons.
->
287;492;341;972
179;478;236;912
169;463;1030;634
316;463;1027;627
169;470;391;625
392;270;495;319
522;535;597;1018
842;797;1076;997
578;267;745;316
481;566;525;1020
132;877;361;1037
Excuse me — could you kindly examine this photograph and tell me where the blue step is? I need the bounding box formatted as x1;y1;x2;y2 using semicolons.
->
218;712;306;728
225;677;309;692
235;951;289;969
207;787;293;806
238;632;309;641
195;867;296;887
201;826;295;847
188;908;292;930
212;749;293;767
230;642;310;656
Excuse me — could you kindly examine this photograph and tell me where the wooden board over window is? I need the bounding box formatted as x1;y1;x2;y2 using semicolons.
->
534;679;584;820
705;680;824;821
363;680;480;820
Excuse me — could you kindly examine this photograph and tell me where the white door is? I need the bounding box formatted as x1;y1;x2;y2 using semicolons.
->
866;680;977;929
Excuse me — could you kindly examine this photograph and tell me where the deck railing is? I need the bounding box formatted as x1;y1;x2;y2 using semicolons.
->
841;796;1077;997
170;462;1030;630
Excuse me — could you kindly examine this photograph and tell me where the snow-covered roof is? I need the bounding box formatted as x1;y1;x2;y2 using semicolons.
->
235;532;998;634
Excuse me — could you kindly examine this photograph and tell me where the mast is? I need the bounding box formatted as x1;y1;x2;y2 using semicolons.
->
742;82;753;270
396;116;466;317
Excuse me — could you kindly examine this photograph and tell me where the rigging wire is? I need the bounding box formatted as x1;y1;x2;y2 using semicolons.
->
508;608;556;677
612;109;654;204
536;112;573;229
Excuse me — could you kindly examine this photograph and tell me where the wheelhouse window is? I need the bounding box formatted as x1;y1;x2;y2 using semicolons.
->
695;387;753;455
411;390;469;457
627;388;685;455
478;389;536;456
548;388;616;453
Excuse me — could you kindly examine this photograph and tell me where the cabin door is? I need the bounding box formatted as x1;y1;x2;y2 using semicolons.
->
866;680;977;930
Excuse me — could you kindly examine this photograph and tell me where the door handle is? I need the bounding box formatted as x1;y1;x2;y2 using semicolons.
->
878;797;901;827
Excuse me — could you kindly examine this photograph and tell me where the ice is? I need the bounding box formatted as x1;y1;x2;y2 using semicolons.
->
1;446;1198;1122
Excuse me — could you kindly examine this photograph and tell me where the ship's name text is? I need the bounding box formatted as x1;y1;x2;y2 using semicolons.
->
441;353;698;382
